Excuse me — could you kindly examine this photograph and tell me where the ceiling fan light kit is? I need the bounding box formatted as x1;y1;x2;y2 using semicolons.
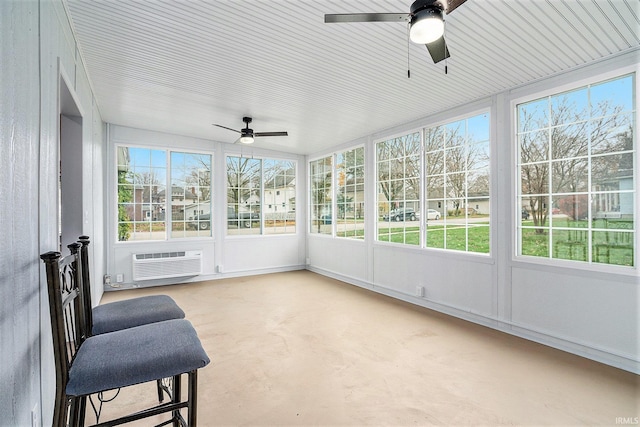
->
239;134;255;144
324;0;466;65
409;8;444;44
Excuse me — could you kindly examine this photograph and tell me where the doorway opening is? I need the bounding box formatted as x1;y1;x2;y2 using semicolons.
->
58;73;83;251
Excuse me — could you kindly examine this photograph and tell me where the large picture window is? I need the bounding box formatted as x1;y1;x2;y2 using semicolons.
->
376;132;421;245
517;74;635;267
424;113;491;253
116;147;212;241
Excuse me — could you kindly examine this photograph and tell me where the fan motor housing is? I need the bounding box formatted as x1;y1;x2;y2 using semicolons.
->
410;0;442;14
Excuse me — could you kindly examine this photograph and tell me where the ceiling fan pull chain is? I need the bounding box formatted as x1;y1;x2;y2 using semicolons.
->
443;19;448;75
407;25;411;78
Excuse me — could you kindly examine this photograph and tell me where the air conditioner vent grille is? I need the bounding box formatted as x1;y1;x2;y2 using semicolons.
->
135;252;186;260
132;250;202;281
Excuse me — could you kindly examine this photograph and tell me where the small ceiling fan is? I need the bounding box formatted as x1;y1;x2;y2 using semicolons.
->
213;117;288;144
324;0;468;64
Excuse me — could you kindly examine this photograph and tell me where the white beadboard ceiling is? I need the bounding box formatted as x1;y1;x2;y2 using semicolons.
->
65;0;639;155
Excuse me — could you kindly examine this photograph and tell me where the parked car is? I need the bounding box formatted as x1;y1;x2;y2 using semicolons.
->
521;209;530;220
227;207;259;228
319;213;332;225
190;207;259;230
426;209;441;220
191;213;211;230
383;208;417;222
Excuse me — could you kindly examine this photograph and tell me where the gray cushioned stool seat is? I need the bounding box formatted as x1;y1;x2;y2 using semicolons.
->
67;319;209;396
92;295;185;335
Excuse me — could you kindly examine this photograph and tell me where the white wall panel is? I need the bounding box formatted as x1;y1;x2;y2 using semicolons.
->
223;236;303;274
511;267;639;363
0;2;42;425
308;237;368;282
372;246;495;317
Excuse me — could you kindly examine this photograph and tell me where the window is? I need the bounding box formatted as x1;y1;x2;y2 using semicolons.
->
424;113;491;253
377;132;421;245
310;156;332;235
226;156;261;235
263;159;296;234
336;147;365;239
226;156;296;235
517;74;635;267
170;152;212;237
116;147;212;241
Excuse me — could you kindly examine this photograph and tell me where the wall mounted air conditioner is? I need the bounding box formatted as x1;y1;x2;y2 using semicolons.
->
132;251;202;281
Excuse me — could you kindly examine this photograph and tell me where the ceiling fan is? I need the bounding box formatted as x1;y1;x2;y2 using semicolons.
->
324;0;467;64
213;117;288;144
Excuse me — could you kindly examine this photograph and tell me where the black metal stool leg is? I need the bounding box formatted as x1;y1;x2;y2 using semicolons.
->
188;370;198;427
172;374;182;427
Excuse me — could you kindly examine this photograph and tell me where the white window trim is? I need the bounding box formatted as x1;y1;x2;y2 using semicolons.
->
510;66;638;274
224;154;299;238
112;143;215;244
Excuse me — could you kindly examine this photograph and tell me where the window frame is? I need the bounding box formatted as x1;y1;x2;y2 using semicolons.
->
225;154;298;237
114;144;214;243
372;109;492;257
308;146;367;240
511;69;637;272
335;146;366;240
308;154;334;236
422;112;492;255
374;129;422;247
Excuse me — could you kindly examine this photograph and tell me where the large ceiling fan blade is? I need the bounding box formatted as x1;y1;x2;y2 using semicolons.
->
255;132;288;137
213;124;240;133
325;13;409;24
425;37;450;63
443;0;467;14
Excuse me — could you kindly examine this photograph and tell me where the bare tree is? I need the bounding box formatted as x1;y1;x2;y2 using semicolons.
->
227;156;261;212
377;134;420;209
425;123;488;216
520;97;627;232
183;156;212;202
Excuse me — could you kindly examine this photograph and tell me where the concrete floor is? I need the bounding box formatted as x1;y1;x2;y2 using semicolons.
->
93;270;639;426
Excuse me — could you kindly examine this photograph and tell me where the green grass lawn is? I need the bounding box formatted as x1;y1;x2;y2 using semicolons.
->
521;219;634;266
378;223;490;253
375;219;633;266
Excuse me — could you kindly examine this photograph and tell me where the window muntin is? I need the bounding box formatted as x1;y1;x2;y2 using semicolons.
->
336;147;365;239
310;156;333;235
116;147;212;241
517;74;635;267
376;132;421;245
263;159;296;234
424;113;491;254
226;156;262;235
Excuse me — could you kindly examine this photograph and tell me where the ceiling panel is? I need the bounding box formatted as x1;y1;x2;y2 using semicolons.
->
65;0;639;155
